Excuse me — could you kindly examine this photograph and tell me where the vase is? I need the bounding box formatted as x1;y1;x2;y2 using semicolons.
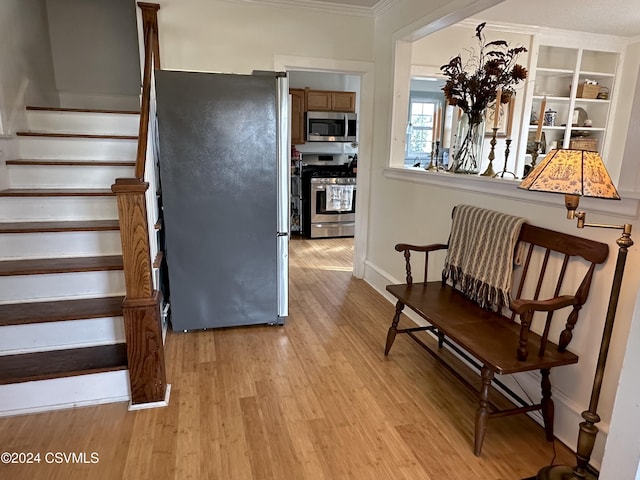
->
451;112;485;174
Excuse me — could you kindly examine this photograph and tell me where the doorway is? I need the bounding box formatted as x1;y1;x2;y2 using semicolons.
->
274;55;374;280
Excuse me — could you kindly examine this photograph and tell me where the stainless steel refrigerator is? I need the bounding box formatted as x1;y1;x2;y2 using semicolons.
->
155;70;289;331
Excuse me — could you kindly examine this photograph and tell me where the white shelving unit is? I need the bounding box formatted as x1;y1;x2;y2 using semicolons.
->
526;44;619;159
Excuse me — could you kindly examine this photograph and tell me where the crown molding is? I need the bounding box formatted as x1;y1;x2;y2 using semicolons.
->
456;18;541;36
628;34;640;44
372;0;400;16
458;18;634;47
219;0;374;17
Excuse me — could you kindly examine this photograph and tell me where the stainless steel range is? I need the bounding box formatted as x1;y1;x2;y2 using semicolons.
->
300;157;357;238
309;175;356;238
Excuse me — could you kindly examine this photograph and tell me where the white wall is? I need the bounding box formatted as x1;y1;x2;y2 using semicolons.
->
46;0;141;110
617;42;640;193
599;289;640;479
156;0;374;74
366;0;640;469
290;71;361;94
0;0;58;131
0;0;58;190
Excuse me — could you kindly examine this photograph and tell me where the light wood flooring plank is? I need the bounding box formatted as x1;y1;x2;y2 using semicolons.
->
0;236;576;479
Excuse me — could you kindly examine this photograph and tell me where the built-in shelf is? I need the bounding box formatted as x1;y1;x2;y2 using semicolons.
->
525;44;619;158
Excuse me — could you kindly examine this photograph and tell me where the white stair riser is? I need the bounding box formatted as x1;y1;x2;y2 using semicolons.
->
0;196;118;221
0;317;125;355
0;371;130;417
8;164;134;189
26;111;139;136
0;271;125;303
0;231;122;260
18;137;137;161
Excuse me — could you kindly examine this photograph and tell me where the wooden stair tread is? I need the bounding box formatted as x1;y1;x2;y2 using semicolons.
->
0;220;119;233
0;255;123;276
26;106;140;115
16;132;137;140
0;344;128;385
0;296;125;326
6;159;136;167
0;188;115;197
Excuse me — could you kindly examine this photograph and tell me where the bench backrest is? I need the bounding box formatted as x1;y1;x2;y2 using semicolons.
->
510;224;608;352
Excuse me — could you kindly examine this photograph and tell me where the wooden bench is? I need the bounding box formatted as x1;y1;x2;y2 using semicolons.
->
384;220;609;456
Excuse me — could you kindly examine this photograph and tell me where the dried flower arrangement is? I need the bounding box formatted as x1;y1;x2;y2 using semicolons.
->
441;22;528;124
440;22;528;172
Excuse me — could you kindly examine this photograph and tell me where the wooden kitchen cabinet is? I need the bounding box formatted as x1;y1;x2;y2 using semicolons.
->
290;88;305;145
331;91;356;112
306;90;332;111
305;89;356;112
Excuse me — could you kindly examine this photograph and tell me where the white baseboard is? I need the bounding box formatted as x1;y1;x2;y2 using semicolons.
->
128;384;171;411
362;259;608;468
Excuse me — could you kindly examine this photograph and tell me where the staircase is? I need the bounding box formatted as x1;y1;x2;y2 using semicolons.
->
0;106;141;416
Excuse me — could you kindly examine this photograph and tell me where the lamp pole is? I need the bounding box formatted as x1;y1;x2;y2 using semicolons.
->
537;224;632;480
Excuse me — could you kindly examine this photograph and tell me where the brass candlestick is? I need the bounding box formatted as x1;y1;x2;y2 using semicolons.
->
523;140;541;179
427;140;440;171
481;127;498;177
531;140;541;169
494;138;516;178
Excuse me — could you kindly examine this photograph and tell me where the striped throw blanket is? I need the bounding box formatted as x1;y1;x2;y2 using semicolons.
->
442;205;526;311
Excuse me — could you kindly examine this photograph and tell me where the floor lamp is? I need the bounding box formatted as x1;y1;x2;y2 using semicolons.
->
519;148;633;480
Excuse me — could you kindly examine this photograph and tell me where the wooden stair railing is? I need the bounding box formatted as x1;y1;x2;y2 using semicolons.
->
111;2;167;406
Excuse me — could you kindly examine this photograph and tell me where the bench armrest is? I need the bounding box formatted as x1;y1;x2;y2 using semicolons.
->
394;243;448;285
394;243;448;253
510;295;578;361
509;295;577;314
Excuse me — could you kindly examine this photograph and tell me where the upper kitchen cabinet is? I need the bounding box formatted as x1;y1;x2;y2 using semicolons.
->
526;44;619;157
290;88;305;145
306;89;356;112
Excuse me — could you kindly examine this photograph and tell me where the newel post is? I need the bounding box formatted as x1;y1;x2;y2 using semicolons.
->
137;2;161;68
112;178;167;405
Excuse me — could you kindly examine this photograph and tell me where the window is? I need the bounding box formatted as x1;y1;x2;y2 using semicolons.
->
404;85;445;168
407;100;435;159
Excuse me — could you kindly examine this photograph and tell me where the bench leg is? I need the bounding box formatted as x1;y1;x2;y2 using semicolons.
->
384;301;405;355
474;366;494;456
540;368;555;441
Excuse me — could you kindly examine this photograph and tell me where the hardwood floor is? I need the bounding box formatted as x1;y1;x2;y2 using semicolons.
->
0;237;574;479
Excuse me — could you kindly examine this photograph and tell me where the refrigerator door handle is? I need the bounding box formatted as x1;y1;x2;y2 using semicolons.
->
277;233;288;319
276;75;290;236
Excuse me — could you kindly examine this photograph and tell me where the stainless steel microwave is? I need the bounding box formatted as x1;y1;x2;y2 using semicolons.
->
306;111;357;142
